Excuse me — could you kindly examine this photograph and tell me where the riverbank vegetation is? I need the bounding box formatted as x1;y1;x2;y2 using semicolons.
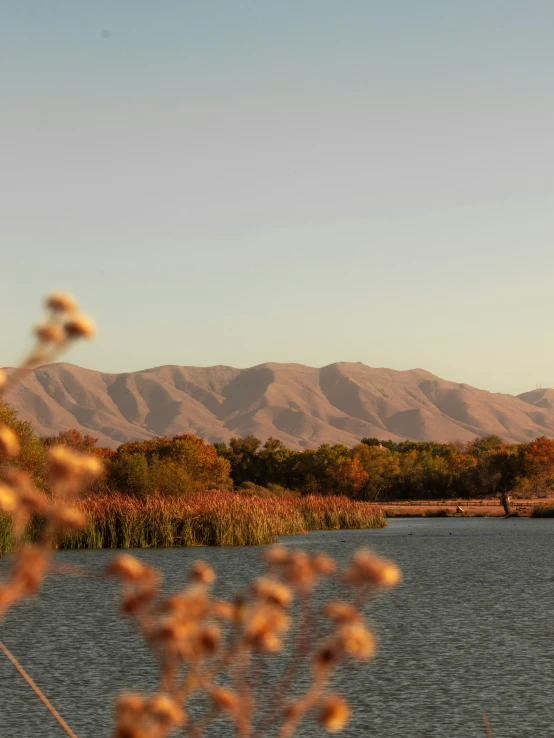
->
531;504;554;518
3;400;554;507
0;491;384;554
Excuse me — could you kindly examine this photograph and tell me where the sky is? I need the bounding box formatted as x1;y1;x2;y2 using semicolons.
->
1;0;554;395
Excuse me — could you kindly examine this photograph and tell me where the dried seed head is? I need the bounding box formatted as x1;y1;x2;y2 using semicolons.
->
0;483;18;513
0;425;20;459
13;547;49;597
312;552;337;576
263;545;290;565
323;602;361;625
283;551;316;590
52;506;87;533
210;687;239;716
211;600;237;620
283;702;303;722
318;695;350;733
244;605;289;650
198;624;221;655
48;445;84;482
64;315;95;340
106;554;152;583
45;292;78;314
252;577;292;608
344;551;402;588
314;645;340;672
338;623;376;660
80;455;104;477
258;631;283;652
162;590;207;619
34;322;65;344
115;693;146;720
48;445;103;484
148;694;186;726
189;560;215;585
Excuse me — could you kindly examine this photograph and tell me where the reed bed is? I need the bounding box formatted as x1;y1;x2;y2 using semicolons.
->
0;491;385;553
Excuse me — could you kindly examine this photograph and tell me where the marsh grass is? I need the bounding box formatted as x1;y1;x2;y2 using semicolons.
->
0;491;385;553
530;504;554;518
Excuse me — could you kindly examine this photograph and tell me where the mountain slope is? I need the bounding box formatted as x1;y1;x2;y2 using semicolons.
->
3;362;553;449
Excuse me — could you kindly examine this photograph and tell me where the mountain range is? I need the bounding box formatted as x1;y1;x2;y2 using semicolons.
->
3;362;554;449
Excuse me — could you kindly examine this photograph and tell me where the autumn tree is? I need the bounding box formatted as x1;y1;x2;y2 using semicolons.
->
109;434;231;496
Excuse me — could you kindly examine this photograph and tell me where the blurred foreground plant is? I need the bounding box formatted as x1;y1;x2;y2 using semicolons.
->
107;546;400;738
0;293;100;617
0;294;402;738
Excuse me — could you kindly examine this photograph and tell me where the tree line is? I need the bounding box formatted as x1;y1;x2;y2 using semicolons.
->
2;400;554;501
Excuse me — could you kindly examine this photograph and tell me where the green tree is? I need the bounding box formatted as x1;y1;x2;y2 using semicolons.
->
0;400;48;489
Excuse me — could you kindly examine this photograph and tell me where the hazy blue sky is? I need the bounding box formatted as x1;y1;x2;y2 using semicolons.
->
2;1;554;394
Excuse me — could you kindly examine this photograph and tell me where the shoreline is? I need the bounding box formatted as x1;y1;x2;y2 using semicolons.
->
381;498;554;518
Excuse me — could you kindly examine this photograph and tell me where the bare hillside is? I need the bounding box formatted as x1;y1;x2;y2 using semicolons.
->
3;362;553;449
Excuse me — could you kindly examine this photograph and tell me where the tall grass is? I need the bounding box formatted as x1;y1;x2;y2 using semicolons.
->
531;504;554;518
0;491;385;553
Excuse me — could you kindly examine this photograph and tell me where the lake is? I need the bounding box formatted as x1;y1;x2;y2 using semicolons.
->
1;517;554;737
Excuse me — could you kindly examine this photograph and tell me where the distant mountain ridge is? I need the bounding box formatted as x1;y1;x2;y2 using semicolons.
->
3;362;553;449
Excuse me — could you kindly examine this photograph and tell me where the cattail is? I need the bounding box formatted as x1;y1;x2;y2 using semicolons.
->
318;695;350;732
45;292;78;314
0;424;20;458
64;315;95;340
189;560;215;585
34;322;65;344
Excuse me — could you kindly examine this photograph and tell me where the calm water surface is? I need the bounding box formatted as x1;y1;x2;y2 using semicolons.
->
1;518;554;737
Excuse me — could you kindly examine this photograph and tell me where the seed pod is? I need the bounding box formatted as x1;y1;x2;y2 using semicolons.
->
210;687;240;716
189;560;215;585
318;695;350;732
337;623;376;660
0;483;18;513
0;425;20;458
64;315;95;340
45;292;78;314
106;554;151;583
34;322;65;344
